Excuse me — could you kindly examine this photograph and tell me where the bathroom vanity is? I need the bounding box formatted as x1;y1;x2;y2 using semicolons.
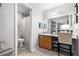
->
39;33;78;55
39;34;58;50
39;34;52;49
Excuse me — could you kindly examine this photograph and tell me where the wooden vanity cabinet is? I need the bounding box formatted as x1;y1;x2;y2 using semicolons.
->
39;35;52;49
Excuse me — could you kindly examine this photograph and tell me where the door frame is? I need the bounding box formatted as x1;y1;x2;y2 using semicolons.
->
14;3;32;56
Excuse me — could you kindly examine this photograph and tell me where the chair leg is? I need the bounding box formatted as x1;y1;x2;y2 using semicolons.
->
58;43;60;56
70;46;72;56
58;49;60;56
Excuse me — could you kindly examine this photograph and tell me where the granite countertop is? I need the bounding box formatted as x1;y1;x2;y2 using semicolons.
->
39;33;77;39
39;33;58;37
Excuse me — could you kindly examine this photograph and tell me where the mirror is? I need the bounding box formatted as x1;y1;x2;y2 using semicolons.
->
46;15;72;34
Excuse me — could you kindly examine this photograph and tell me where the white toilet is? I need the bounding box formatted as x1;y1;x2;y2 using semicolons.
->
18;38;24;48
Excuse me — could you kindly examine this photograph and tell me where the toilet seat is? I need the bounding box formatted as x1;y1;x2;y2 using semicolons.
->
18;38;24;42
18;38;24;48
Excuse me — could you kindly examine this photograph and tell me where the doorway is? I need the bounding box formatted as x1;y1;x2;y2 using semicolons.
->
17;3;32;55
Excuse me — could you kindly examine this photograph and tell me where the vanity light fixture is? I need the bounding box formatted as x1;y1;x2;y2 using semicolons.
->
76;15;78;23
74;3;78;24
75;3;78;14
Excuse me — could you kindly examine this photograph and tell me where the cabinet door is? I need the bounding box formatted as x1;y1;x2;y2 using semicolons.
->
39;35;52;49
39;35;45;48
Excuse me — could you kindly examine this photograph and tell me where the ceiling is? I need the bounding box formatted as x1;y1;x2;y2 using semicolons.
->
17;3;30;16
28;3;64;11
17;3;64;15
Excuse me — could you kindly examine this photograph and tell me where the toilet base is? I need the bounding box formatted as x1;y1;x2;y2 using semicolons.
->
18;42;24;48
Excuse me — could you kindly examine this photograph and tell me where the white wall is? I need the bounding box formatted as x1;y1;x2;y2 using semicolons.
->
17;12;22;37
24;16;31;49
72;15;79;37
44;3;74;19
72;4;79;37
26;4;43;50
0;3;15;48
73;23;79;36
70;4;79;37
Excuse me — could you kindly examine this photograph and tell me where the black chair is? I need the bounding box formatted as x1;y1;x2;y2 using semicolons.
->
58;33;72;56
